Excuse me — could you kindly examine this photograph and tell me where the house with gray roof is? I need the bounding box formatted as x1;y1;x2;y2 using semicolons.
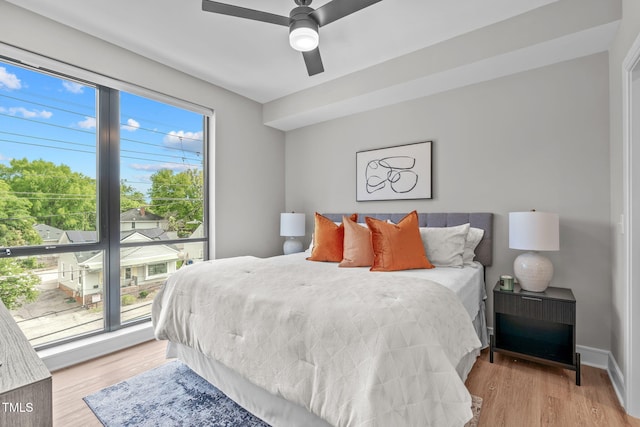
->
33;224;64;245
120;207;168;232
57;228;180;305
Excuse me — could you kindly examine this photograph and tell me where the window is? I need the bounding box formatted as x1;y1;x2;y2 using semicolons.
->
0;57;210;348
147;263;167;277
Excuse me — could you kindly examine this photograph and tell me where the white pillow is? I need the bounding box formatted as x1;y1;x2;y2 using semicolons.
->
463;227;485;266
419;223;470;267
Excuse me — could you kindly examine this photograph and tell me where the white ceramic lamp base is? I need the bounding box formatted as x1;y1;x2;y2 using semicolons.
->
283;238;303;255
513;251;554;292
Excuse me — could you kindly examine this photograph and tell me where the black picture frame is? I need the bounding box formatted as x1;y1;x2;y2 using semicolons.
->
356;141;432;201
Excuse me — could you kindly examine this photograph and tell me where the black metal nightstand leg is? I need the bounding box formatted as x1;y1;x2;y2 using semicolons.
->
576;352;581;386
490;334;494;363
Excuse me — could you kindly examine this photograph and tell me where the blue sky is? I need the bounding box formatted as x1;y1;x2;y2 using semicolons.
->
0;61;204;197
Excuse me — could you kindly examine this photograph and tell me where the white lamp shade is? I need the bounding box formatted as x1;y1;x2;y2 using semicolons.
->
509;211;559;251
280;213;305;237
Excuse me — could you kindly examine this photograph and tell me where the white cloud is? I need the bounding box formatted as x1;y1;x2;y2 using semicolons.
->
78;116;96;129
6;107;52;119
121;118;140;132
0;67;21;90
163;130;203;153
62;81;84;94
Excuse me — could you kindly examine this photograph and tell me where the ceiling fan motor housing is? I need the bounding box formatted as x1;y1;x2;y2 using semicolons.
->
289;6;319;51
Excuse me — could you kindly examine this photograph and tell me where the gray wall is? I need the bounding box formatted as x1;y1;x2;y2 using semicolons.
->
0;1;286;259
608;0;640;407
285;53;611;350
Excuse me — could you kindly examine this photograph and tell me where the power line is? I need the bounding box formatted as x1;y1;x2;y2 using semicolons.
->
121;145;201;162
2;210;96;221
0;137;203;167
120;134;202;156
0;81;96;112
121;126;202;143
2;200;203;222
0;138;95;155
9;191;94;197
0;112;95;135
0;129;201;162
0;130;95;150
1;93;202;144
7;196;96;202
121;153;202;169
0;92;95;119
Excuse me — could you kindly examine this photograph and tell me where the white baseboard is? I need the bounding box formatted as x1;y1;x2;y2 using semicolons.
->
607;351;626;410
38;321;155;372
576;344;609;369
579;345;625;411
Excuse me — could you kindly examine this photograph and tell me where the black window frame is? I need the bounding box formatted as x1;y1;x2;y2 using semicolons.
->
0;54;211;350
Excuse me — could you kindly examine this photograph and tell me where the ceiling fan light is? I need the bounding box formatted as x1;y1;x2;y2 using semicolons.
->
289;27;319;52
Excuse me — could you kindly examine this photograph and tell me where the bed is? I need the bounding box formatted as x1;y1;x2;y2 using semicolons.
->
152;212;493;427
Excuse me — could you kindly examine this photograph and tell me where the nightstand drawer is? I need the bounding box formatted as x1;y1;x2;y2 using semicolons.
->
494;292;575;324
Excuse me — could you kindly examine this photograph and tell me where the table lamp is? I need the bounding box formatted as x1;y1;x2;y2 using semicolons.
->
509;211;559;292
280;212;305;255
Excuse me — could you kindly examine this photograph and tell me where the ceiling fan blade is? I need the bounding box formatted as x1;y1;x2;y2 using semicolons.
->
310;0;383;27
302;48;324;76
202;0;289;26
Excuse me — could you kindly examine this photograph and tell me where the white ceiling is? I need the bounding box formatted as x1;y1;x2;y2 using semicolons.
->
7;0;560;104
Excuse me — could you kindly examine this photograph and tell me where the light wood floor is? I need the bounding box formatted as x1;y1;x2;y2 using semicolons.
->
52;340;640;426
466;350;640;426
52;339;168;426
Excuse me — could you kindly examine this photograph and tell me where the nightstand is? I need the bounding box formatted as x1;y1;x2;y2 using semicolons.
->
490;282;580;385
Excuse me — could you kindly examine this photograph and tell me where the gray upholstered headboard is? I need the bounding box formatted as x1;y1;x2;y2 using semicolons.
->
322;212;493;267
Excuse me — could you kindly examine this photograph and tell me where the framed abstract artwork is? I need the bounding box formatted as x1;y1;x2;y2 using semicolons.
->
356;141;432;201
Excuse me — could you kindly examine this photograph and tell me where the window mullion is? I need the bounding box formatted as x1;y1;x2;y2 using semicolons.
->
98;87;121;330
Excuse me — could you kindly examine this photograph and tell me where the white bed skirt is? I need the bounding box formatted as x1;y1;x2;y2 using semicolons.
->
168;341;332;427
474;299;489;349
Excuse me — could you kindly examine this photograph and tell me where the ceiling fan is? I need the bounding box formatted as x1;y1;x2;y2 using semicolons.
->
201;0;383;76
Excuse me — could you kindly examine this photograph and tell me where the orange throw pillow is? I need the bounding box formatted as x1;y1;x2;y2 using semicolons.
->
339;215;374;267
366;211;434;271
307;213;357;262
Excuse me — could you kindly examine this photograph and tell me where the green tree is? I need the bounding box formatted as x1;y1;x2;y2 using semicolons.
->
0;179;42;310
0;180;41;246
149;168;203;237
120;181;146;211
0;258;40;310
0;158;96;230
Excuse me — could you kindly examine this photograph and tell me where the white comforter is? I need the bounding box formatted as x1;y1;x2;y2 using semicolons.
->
152;256;481;427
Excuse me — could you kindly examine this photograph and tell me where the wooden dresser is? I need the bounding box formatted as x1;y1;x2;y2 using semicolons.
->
0;301;52;426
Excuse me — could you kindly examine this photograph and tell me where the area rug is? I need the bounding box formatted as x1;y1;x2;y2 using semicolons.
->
84;360;482;426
